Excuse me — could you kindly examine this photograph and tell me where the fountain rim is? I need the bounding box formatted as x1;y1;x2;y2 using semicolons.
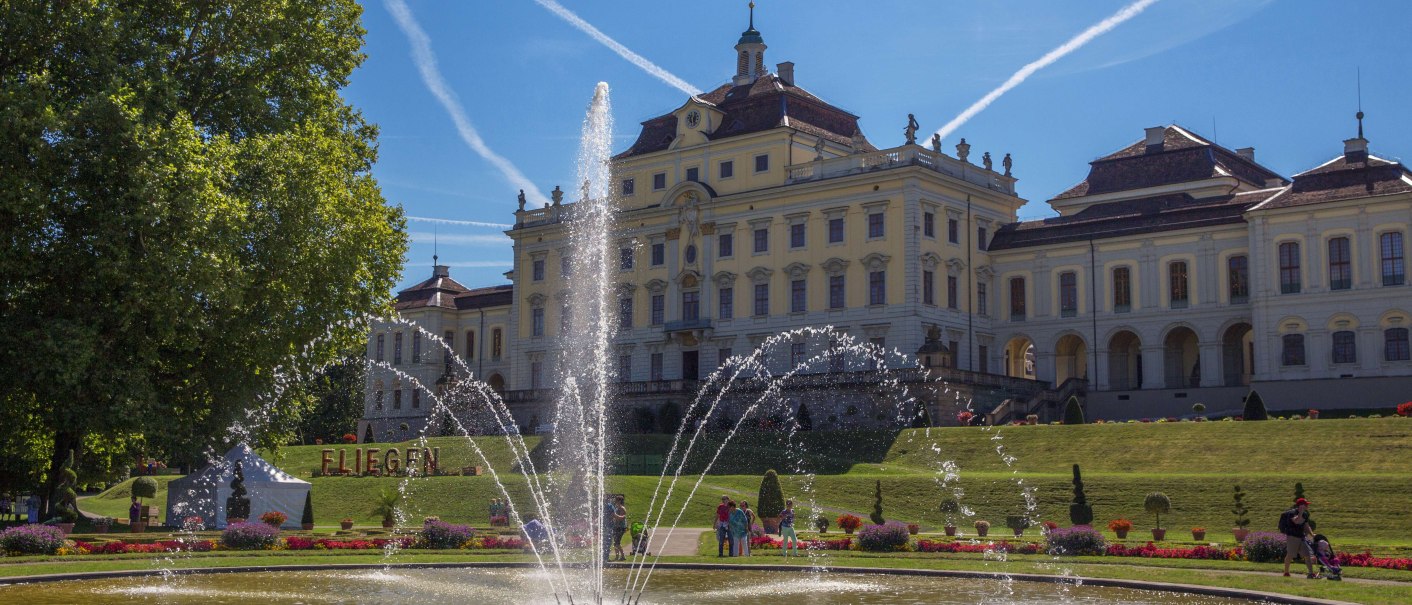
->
0;561;1354;605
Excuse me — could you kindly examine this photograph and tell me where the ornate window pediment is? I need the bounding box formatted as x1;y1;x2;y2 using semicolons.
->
645;278;668;294
860;252;892;271
821;257;850;276
675;269;702;288
783;262;811;279
527;293;547;307
974;265;995;281
946;257;966;275
616;283;638;296
713;271;737;287
746;266;774;284
919;252;942;270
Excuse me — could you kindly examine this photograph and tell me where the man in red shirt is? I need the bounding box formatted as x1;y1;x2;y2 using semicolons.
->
715;495;732;557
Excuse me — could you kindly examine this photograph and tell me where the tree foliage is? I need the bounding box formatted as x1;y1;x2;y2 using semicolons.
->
870;479;885;525
1144;492;1171;529
132;477;159;500
294;353;369;444
1232;484;1250;529
0;0;406;511
756;469;784;519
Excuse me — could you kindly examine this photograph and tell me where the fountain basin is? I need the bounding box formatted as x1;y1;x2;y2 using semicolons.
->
0;562;1342;604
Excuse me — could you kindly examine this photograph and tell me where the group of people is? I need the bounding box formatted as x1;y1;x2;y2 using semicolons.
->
714;495;802;557
487;498;508;526
0;494;41;523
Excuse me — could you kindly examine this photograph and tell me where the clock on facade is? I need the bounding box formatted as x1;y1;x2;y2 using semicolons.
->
685;110;701;129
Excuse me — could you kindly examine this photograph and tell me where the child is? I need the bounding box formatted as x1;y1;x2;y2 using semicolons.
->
629;521;650;555
1309;533;1342;581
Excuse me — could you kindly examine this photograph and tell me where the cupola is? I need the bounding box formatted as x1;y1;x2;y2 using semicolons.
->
732;2;767;86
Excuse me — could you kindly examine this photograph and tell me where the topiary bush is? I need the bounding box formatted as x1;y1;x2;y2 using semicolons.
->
132;476;159;500
52;450;80;523
0;525;66;555
856;520;911;552
869;480;885;525
1232;485;1250;530
221;521;279;550
1069;464;1093;526
226;461;251;521
419;519;475;549
1144;492;1171;529
1243;391;1268;421
1063;396;1085;425
756;470;784;520
301;491;315;526
1242;531;1287;563
1045;526;1106;556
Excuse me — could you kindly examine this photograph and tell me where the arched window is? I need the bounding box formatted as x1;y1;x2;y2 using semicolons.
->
1386;328;1410;361
374;381;384;410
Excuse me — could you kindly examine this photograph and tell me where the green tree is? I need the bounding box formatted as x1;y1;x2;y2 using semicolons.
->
1243;391;1269;421
1144;492;1171;529
870;479;885;525
0;0;406;517
295;353;368;444
1069;464;1093;526
1062;396;1085;425
757;469;785;519
301;490;315;527
1232;485;1250;529
132;477;159;502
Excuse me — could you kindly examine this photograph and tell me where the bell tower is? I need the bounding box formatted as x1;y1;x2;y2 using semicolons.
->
732;2;767;86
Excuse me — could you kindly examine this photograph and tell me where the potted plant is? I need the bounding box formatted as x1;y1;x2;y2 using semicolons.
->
906;523;920;536
1005;515;1031;537
756;470;785;533
371;488;401;529
1231;485;1251;542
1107;518;1132;540
94;517;114;533
259;510;288;528
301;492;315;531
939;498;960;537
814;515;829;534
836;514;862;535
974;519;990;537
1191;527;1206;541
1144;492;1171;541
1192;403;1207;421
1307;408;1319;420
1025;414;1039;425
340;518;355;531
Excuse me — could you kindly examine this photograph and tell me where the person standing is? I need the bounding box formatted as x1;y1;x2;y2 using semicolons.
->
739;500;756;556
611;496;628;562
715;495;732;557
1280;498;1316;578
779;499;800;557
727;501;748;557
129;496;141;527
602;497;616;560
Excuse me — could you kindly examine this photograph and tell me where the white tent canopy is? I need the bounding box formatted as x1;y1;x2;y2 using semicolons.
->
165;443;310;529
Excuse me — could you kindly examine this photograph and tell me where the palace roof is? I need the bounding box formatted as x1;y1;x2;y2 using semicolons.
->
395;270;511;311
615;74;874;159
1250;152;1412;210
989;189;1278;250
1052;125;1285;201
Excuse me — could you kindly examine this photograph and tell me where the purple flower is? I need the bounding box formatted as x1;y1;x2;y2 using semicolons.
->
0;525;66;555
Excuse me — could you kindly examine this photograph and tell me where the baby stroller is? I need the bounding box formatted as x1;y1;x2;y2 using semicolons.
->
1307;533;1342;581
629;521;650;556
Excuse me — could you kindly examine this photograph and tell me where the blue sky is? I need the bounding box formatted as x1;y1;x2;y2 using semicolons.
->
347;1;1412;291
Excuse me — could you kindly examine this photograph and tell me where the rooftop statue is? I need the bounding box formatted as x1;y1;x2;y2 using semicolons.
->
983;151;993;171
931;133;941;154
904;113;920;145
955;138;970;163
551;185;563;206
517;189;526;212
1003;153;1013;176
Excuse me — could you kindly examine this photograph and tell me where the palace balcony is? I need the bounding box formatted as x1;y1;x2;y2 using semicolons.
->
786;145;1017;195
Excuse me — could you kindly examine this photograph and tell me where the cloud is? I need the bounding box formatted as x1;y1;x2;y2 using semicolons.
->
409;231;511;247
931;0;1160;142
532;0;701;96
407;216;513;229
383;0;550;207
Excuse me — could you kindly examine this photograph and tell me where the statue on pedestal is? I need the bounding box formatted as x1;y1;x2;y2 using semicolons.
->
551;185;563;206
1002;153;1013;176
982;151;993;171
930;133;941;153
904;113;920;145
955;138;971;163
517;189;526;212
814;137;825;161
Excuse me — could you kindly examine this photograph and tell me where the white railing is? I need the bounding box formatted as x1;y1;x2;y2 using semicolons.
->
785;145;1017;195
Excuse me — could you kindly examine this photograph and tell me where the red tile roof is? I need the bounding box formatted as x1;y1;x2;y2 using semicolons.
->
1052;125;1285;201
1253;153;1412;210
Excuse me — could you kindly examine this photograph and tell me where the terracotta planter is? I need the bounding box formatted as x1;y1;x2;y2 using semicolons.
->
226;518;246;525
762;516;781;534
1233;528;1250;542
55;523;75;535
907;524;919;536
944;526;957;537
340;521;354;530
130;522;147;533
976;526;989;537
1151;528;1166;541
1114;529;1129;539
302;523;315;531
1192;530;1206;541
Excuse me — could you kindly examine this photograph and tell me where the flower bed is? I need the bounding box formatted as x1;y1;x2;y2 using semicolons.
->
1105;542;1239;561
916;539;1042;555
0;525;66;555
749;535;852;551
857;521;911;552
222;522;280;550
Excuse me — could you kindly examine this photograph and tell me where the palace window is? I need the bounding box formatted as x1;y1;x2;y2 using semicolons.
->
1386;328;1410;361
754;283;769;316
1169;261;1189;308
719;160;734;179
393;389;402;410
1059;271;1077;317
443;330;454;364
374;383;383;410
978;344;989;373
650;353;663;381
717;348;732;368
791;279;806;313
948;218;959;244
682;291;700;321
532;259;545;281
620;247;634;270
1332;331;1356;364
869;271;886;305
376;334;385;362
412;389;420;409
868;213;884;238
1382;232;1405;286
829;275;845;309
1009;277;1026;320
532;308;545;337
923;212;935;238
1228;255;1249;303
1112;267;1131;312
719;287;733;320
465;331;475;360
531;362;543;389
560;303;572;332
754;154;769;173
753;228;769;253
492;328;502;360
977;282;988;316
1282;334;1305;366
618;355;632;382
394;333;403;364
1328;237;1351;290
619;297;633;330
790;223;806;249
947;275;958;309
977;226;988;251
685;167;699;182
791;342;807;368
923;270;935;305
622;178;634;196
651;243;664;266
1279;242;1301;294
561;255;573;277
653;172;666;190
650;294;664;326
412;331;421;363
828;218;844;243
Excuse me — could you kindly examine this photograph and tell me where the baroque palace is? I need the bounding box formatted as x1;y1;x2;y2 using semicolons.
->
358;17;1411;442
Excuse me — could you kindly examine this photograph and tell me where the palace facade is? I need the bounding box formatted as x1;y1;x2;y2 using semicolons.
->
358;17;1411;442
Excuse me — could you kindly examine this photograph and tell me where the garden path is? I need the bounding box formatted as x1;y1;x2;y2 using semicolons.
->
648;527;709;556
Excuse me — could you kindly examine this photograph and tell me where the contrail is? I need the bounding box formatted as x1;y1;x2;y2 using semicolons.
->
407;216;514;229
384;0;551;207
932;0;1160;142
533;0;701;96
